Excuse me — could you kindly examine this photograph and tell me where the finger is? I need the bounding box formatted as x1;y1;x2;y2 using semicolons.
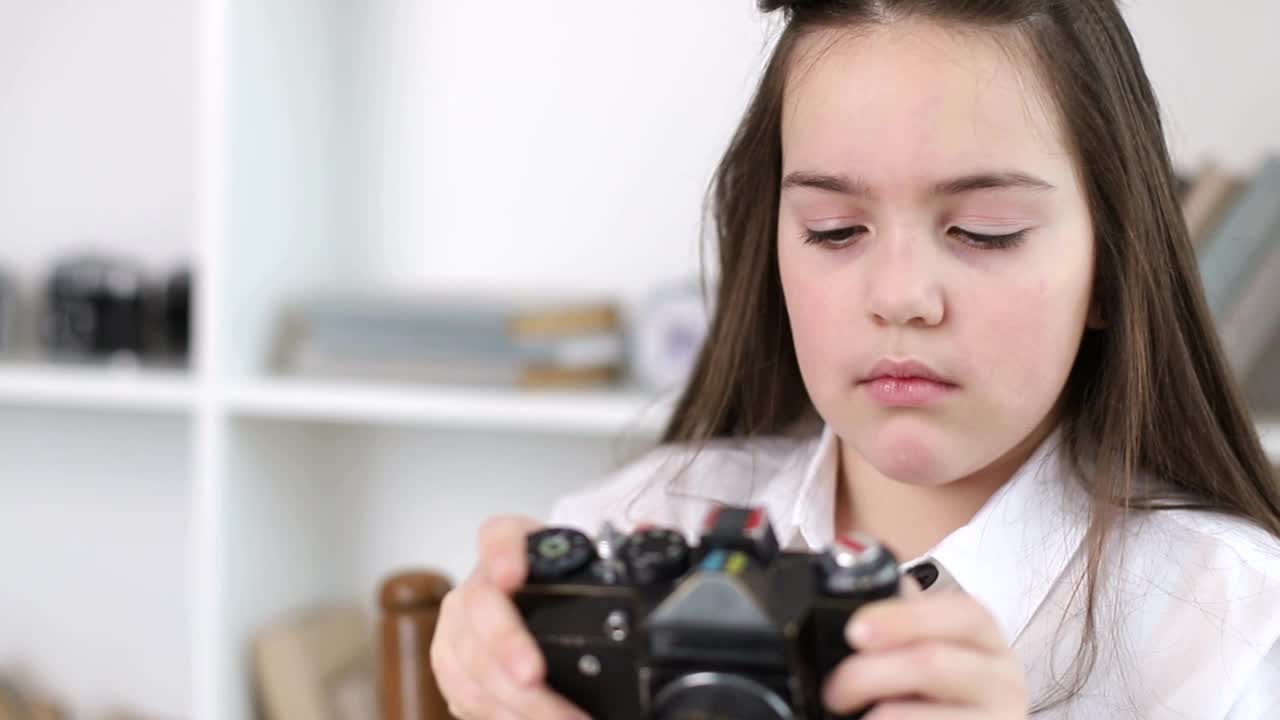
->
496;681;591;720
435;661;484;719
437;668;479;719
430;601;485;718
864;701;988;720
823;642;1021;714
450;586;588;712
454;635;589;720
846;590;1008;655
477;515;543;590
463;577;545;687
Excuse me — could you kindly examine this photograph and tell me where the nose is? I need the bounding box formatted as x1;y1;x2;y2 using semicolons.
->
864;228;945;328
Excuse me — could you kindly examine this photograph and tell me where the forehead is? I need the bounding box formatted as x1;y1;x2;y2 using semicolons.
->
781;20;1072;186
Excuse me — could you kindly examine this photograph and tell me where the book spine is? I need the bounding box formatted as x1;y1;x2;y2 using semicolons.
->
1198;155;1280;318
302;299;619;339
290;346;619;388
1182;165;1242;249
304;328;624;366
1219;236;1280;377
508;305;620;338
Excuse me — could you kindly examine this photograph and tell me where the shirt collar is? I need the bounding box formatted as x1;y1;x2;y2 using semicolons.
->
767;424;1089;646
760;425;838;552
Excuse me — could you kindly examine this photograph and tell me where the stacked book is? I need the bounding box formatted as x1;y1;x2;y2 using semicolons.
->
276;292;625;389
0;266;13;353
1180;155;1280;386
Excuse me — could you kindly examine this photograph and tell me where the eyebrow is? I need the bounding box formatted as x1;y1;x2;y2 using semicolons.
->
780;170;1057;196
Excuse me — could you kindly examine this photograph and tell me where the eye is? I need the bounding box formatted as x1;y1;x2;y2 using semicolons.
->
949;227;1027;249
803;226;867;248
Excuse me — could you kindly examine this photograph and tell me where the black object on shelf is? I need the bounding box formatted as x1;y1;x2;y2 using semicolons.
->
39;254;194;363
43;255;149;358
160;267;191;358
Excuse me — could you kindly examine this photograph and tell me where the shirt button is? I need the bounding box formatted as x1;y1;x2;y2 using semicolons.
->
905;561;940;590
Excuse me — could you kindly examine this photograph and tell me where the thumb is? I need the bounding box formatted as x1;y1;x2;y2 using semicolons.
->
476;514;544;591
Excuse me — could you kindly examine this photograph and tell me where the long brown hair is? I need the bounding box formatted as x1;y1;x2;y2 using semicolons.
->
661;0;1280;711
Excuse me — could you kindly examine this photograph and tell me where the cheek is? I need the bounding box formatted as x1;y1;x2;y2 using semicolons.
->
780;253;846;378
966;275;1085;412
788;288;835;358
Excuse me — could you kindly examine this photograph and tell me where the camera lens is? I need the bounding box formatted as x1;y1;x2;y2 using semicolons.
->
651;672;795;720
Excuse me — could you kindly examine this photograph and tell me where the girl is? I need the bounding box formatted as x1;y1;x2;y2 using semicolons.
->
431;1;1280;717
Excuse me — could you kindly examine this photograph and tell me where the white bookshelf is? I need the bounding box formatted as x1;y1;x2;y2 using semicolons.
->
0;359;672;433
2;2;1280;720
223;378;674;435
0;361;195;414
1;367;1275;466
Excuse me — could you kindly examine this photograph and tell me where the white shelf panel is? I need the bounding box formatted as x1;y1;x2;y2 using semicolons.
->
0;361;195;413
224;377;675;435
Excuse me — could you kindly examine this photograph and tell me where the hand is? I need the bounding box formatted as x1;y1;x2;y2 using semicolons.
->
430;515;591;720
823;575;1029;719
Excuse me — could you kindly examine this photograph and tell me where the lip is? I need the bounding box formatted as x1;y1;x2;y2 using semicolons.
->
860;358;955;386
858;358;957;408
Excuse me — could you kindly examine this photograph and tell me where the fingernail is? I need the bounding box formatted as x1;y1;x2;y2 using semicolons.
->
847;619;875;648
504;650;537;685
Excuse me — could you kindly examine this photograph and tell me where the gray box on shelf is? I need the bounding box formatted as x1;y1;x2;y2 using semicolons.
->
1245;330;1280;415
0;267;14;353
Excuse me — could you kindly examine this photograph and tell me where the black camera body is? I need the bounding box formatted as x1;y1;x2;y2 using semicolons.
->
43;255;148;357
42;255;192;361
516;505;901;720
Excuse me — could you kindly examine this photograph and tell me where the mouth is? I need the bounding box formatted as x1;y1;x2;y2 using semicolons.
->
858;359;957;408
859;358;956;386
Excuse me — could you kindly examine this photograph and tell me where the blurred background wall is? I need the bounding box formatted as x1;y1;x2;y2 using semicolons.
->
0;2;1277;719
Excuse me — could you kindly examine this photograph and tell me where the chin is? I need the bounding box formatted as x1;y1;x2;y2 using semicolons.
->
858;415;955;486
872;449;953;487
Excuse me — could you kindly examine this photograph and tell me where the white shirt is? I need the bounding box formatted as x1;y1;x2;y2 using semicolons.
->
549;424;1280;719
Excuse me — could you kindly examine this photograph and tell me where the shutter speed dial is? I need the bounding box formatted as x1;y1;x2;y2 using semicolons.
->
819;532;899;597
623;527;690;584
527;528;595;582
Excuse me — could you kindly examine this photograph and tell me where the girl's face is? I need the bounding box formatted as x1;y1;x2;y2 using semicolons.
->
777;20;1097;486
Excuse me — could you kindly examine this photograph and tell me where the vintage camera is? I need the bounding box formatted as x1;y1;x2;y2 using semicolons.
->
41;255;192;362
158;267;191;358
42;254;149;357
516;505;902;720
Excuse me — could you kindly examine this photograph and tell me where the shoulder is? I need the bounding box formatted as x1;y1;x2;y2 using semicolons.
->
548;431;821;540
1115;507;1280;708
1115;505;1280;622
1124;505;1280;581
1042;506;1280;715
